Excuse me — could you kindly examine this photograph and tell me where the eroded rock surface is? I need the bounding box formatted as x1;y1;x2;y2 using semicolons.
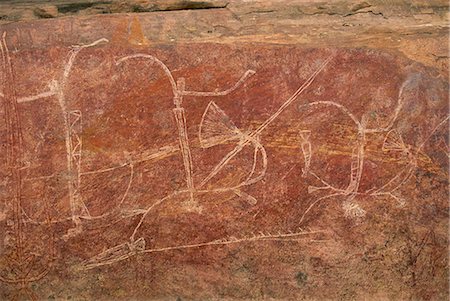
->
0;6;448;301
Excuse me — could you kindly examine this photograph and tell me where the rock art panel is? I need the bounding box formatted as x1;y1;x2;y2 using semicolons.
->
0;17;448;300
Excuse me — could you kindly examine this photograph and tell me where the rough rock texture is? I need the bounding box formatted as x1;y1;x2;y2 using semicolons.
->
0;1;448;300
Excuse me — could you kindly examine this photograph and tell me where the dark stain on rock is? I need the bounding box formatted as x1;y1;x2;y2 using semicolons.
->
57;1;112;14
295;271;308;286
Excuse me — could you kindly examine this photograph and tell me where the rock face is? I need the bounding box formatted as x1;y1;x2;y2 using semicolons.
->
0;2;448;300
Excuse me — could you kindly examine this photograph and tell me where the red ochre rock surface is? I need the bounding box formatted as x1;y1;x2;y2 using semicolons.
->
0;14;449;301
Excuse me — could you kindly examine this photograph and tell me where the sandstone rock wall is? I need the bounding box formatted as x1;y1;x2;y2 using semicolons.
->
0;1;448;300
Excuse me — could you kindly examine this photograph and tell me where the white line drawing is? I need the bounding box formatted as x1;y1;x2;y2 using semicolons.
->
17;51;256;234
67;110;90;216
198;101;268;192
0;31;55;301
2;35;447;289
296;100;394;221
199;57;333;188
79;54;334;268
1;37;112;237
382;129;407;152
16;89;56;103
299;130;312;177
116;54;255;209
199;101;242;149
57;39;110;237
4;38;149;240
77;229;325;270
368;116;449;206
77;237;146;270
296;78;449;222
10;47;332;239
342;200;366;219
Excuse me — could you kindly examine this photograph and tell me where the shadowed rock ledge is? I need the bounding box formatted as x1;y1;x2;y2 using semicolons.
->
0;0;448;72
